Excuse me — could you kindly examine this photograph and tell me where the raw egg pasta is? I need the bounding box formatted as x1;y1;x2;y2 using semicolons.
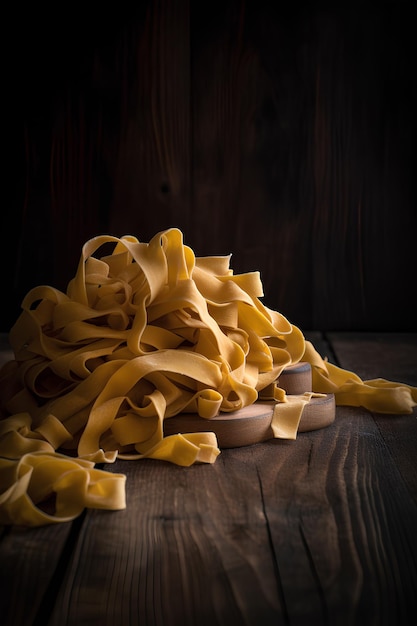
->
0;228;416;525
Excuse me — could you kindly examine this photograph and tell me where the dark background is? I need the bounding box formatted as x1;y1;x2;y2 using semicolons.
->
2;0;416;332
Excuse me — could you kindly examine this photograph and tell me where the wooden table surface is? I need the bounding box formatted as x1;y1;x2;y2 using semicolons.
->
1;331;416;626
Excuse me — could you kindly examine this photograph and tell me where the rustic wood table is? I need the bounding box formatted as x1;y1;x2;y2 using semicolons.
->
1;331;416;626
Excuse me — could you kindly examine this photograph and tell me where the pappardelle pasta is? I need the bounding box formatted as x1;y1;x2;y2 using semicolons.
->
1;228;416;526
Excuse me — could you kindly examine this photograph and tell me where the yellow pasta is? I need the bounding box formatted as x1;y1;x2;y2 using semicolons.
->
0;228;416;526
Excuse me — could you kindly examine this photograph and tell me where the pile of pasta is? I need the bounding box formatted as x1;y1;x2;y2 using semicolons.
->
1;228;416;526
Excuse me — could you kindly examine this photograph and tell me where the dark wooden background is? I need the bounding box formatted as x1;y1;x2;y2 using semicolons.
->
2;0;416;333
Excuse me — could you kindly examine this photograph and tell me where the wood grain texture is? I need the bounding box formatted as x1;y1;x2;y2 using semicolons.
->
252;408;417;625
328;332;417;503
2;2;416;332
0;333;416;625
0;523;74;626
48;456;283;626
190;0;315;327
44;411;417;625
108;0;192;241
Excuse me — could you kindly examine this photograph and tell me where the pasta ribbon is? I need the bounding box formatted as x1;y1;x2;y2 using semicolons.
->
0;228;416;526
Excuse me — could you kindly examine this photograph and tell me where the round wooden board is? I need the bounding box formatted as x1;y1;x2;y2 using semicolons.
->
164;394;336;449
277;361;312;395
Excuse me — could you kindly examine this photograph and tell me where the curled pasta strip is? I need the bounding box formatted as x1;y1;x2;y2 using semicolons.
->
0;452;126;526
0;227;416;526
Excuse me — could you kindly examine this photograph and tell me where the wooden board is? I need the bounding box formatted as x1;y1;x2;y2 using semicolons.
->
3;3;416;334
164;393;336;448
164;362;335;447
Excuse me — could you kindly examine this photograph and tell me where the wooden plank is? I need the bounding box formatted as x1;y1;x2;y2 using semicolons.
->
108;0;192;243
48;455;284;625
44;333;417;624
189;2;417;332
327;332;417;391
328;332;417;501
45;412;417;624
3;2;417;333
1;334;416;624
2;0;192;333
190;0;315;329
253;408;417;625
0;522;75;626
